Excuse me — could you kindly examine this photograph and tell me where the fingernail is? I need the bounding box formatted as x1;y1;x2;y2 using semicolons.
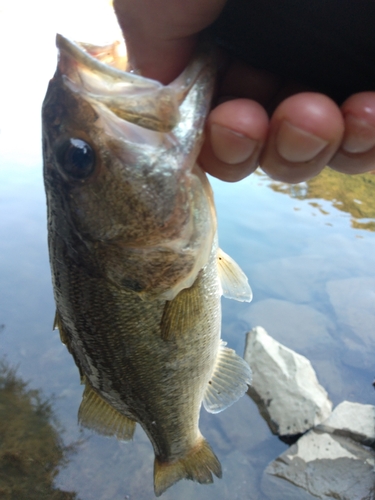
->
342;114;375;153
276;121;328;162
210;124;257;164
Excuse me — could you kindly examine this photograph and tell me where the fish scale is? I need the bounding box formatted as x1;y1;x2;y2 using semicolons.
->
43;33;252;496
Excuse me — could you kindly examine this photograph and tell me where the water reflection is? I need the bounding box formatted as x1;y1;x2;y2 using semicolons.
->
0;349;80;500
267;168;375;231
2;155;375;499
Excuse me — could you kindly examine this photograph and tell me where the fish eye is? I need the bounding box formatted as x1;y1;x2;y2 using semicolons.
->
58;138;95;180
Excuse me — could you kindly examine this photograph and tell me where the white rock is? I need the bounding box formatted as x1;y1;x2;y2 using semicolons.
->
326;278;375;368
250;255;332;305
317;400;375;447
265;430;375;500
244;326;332;435
241;299;335;355
261;472;316;500
288;430;359;462
326;277;375;345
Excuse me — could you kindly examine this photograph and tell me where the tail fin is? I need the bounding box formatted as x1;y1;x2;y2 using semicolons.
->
154;437;222;497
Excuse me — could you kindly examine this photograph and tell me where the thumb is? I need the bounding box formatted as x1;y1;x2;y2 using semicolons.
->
113;0;226;84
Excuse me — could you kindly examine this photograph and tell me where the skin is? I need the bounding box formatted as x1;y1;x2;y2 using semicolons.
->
113;0;375;183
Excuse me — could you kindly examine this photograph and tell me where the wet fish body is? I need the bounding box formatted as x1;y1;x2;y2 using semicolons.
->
43;34;252;496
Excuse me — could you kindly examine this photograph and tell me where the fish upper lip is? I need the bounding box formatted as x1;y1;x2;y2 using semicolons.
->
56;33;154;85
56;33;213;134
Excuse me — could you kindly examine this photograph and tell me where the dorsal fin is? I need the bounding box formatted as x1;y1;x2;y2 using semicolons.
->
203;341;252;414
78;380;136;441
217;248;252;302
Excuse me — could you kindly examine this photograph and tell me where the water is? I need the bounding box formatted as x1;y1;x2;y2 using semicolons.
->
1;2;375;499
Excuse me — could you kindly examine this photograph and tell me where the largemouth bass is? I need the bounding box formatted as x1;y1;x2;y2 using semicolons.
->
42;33;252;496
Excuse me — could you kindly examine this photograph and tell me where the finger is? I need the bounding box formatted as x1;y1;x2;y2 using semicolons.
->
114;0;195;82
218;60;282;106
199;99;268;182
260;93;344;183
113;0;225;83
329;92;375;174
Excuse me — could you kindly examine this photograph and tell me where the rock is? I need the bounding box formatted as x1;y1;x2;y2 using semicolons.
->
244;326;332;436
317;400;375;447
249;255;333;305
326;278;375;346
326;277;375;369
265;429;375;500
241;299;335;356
261;469;317;500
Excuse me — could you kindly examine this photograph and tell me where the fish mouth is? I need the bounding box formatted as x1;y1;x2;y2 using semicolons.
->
52;33;217;242
55;34;207;134
48;34;218;300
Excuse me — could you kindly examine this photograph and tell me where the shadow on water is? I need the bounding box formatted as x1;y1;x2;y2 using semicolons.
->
0;330;81;500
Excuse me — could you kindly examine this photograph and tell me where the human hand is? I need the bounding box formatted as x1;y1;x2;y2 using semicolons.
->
113;0;375;183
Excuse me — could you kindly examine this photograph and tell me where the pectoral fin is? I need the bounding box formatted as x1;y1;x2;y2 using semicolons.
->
78;380;136;441
217;248;252;302
53;310;72;352
160;272;203;341
203;341;252;414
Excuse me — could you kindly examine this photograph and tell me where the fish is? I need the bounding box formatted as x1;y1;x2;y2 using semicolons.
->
42;33;252;496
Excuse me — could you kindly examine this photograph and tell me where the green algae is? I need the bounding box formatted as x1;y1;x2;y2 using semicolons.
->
0;359;81;500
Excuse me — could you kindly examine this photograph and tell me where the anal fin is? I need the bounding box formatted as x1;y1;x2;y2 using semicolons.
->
78;380;136;441
154;437;222;496
218;248;252;302
203;340;252;414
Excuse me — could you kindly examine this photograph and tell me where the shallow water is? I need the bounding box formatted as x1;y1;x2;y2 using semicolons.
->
1;2;375;499
2;149;375;500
